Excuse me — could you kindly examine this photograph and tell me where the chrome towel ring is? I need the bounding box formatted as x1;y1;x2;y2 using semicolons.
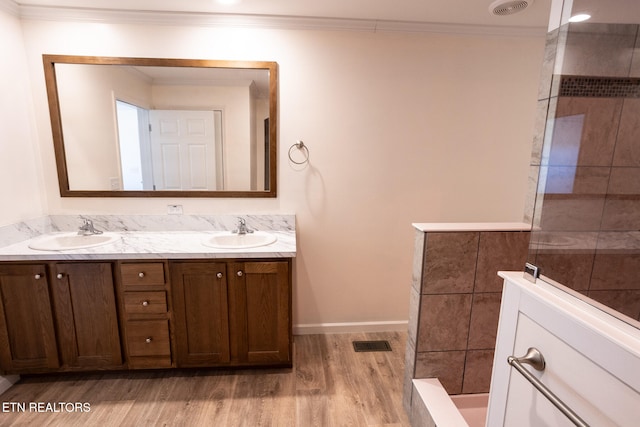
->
288;140;309;165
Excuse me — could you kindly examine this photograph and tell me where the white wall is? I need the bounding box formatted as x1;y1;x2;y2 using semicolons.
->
0;8;46;225
16;18;544;330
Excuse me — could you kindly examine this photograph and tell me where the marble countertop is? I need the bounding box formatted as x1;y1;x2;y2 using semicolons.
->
0;214;296;261
0;230;296;261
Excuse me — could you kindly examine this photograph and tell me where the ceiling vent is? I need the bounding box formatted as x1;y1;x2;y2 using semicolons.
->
489;0;534;16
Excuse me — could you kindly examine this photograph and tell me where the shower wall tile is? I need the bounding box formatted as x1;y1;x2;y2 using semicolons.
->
407;286;420;347
407;229;530;399
591;253;640;291
557;23;638;77
467;293;502;350
542;166;610;195
539;196;606;231
403;339;417;412
421;232;478;294
600;198;640;230
523;165;540;225
612;99;640;167
462;350;495;394
474;232;531;293
607;167;640;195
412;231;426;291
629;30;640;78
414;351;465;395
416;294;472;352
587;290;640;321
530;99;550;166
531;171;545;230
538;28;559;100
534;251;594;291
551;97;623;167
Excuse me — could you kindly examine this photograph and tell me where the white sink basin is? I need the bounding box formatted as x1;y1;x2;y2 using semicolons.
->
28;232;120;251
202;231;277;249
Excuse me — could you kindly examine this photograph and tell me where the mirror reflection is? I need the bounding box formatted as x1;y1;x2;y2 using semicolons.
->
43;55;277;197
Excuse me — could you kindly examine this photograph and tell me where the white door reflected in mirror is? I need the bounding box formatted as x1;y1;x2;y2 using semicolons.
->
116;104;224;191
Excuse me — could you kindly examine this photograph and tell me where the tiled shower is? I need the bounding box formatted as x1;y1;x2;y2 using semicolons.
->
404;225;530;409
528;22;640;323
405;21;640;413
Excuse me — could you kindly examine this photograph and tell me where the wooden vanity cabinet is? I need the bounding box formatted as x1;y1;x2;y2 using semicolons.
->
0;256;292;374
170;261;231;367
171;259;291;368
228;260;291;365
0;262;122;374
49;262;122;369
116;262;173;369
0;264;59;373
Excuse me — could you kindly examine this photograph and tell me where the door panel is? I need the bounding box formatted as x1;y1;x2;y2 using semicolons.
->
230;261;291;364
149;110;217;191
0;264;59;372
50;263;122;368
171;262;230;366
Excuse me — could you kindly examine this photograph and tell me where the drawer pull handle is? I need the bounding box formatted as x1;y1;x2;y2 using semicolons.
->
237;270;243;277
145;337;152;344
138;272;145;278
216;272;223;279
34;274;42;280
142;301;149;307
56;273;63;279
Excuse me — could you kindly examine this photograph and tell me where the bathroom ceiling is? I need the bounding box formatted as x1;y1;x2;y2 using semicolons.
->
13;0;554;28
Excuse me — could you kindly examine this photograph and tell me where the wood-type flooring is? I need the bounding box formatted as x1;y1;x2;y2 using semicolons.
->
0;332;411;426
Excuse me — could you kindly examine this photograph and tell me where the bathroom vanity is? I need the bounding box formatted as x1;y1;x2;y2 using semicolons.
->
0;215;296;375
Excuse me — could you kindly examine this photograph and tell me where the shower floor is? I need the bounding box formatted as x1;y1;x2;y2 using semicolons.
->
451;393;489;427
411;378;488;427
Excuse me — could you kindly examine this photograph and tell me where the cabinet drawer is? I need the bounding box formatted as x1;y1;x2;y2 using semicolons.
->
126;320;171;357
124;291;167;315
120;263;165;287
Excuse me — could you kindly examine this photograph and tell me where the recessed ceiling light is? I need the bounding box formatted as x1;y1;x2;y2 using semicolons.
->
216;0;242;5
568;14;591;23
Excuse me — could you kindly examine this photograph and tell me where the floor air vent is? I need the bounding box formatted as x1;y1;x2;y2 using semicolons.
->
352;340;392;352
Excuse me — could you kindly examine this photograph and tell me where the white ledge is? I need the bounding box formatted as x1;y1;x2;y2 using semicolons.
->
412;222;531;233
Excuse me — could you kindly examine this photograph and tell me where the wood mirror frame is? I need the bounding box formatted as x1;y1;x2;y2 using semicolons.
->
42;55;278;198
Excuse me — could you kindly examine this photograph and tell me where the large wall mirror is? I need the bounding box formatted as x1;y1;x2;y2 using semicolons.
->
43;55;278;197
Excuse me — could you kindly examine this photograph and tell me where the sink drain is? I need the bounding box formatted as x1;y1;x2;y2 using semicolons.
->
352;340;392;352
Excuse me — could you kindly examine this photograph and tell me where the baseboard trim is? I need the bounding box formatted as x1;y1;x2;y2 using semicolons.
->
293;320;408;335
0;375;20;395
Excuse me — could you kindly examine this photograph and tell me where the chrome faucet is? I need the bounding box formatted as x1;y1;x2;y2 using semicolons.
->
232;217;254;235
78;219;103;236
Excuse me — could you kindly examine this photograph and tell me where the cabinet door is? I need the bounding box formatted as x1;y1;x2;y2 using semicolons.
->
171;262;230;366
229;261;291;364
0;264;59;373
50;263;122;368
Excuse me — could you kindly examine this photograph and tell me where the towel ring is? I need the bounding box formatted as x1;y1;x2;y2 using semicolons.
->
288;140;310;165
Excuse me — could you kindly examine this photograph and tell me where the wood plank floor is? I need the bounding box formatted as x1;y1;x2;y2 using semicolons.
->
0;332;411;426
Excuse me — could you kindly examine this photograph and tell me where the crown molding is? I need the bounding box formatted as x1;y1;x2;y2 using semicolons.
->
15;4;547;37
0;0;20;16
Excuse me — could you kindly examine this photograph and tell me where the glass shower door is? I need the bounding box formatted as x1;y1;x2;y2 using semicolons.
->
527;0;640;327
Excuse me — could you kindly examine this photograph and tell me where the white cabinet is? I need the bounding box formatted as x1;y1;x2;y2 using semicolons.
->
488;272;640;427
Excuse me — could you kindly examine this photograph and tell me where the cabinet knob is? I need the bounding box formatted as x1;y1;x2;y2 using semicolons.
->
216;272;223;279
145;337;152;344
237;270;243;277
138;272;145;278
34;274;42;280
56;273;63;279
142;301;149;307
